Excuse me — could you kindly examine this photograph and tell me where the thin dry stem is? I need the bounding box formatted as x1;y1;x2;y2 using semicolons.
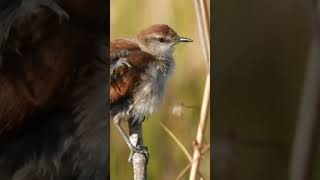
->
160;122;193;161
174;134;210;180
189;75;210;180
129;123;148;180
201;144;210;154
193;0;210;70
189;0;210;179
178;161;206;180
177;163;192;180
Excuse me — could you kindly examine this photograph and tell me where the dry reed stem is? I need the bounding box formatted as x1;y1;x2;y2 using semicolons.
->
160;122;193;161
177;163;192;180
129;123;148;180
189;0;210;179
189;75;210;180
193;0;210;70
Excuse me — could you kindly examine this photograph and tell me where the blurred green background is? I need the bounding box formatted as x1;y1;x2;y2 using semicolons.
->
110;0;210;179
213;0;314;180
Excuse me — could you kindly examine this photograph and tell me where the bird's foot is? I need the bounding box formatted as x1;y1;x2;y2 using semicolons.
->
128;145;149;164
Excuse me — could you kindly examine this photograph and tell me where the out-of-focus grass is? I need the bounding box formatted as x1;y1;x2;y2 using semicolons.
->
110;0;210;179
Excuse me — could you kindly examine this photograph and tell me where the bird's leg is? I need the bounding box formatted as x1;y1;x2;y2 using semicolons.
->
113;117;148;163
113;117;135;150
128;119;149;165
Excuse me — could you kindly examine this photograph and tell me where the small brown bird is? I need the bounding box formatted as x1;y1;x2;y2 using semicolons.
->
110;24;192;162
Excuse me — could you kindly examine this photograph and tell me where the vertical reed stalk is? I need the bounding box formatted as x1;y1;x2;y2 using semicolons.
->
189;0;211;179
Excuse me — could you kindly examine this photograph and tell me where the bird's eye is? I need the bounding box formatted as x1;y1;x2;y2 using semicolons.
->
158;37;166;43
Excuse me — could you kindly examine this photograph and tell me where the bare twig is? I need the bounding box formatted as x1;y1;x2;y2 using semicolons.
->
201;144;210;154
176;144;210;180
160;122;193;161
129;123;148;180
160;119;210;180
289;1;320;180
177;163;192;180
193;0;210;70
189;74;210;180
178;161;206;180
189;0;211;179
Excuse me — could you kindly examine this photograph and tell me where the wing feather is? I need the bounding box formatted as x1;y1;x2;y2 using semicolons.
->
110;39;155;105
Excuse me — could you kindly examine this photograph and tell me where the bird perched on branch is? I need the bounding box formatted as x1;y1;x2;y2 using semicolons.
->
110;24;192;162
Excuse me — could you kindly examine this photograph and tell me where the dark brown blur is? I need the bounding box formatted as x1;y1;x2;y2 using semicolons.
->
213;0;313;180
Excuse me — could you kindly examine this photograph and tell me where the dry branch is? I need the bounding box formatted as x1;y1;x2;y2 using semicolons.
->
189;75;210;180
129;123;148;180
189;0;211;179
160;122;193;161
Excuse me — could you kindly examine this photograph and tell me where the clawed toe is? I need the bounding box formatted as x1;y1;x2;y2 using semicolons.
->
128;145;149;164
136;145;149;159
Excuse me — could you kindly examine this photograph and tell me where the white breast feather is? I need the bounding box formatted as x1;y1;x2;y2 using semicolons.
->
131;59;175;118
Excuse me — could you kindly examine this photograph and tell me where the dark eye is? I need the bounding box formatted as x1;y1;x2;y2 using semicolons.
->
158;37;166;43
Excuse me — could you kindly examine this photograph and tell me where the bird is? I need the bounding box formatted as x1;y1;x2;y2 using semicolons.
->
110;24;192;162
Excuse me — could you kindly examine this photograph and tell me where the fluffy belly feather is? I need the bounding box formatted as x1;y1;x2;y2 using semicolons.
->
131;60;174;119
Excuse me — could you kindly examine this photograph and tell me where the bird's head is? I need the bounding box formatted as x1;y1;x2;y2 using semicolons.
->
136;24;192;57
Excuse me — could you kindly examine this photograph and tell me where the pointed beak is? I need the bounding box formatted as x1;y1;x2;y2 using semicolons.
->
177;36;193;43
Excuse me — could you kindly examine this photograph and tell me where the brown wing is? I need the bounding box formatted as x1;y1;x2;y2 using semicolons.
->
110;39;140;52
110;39;155;105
